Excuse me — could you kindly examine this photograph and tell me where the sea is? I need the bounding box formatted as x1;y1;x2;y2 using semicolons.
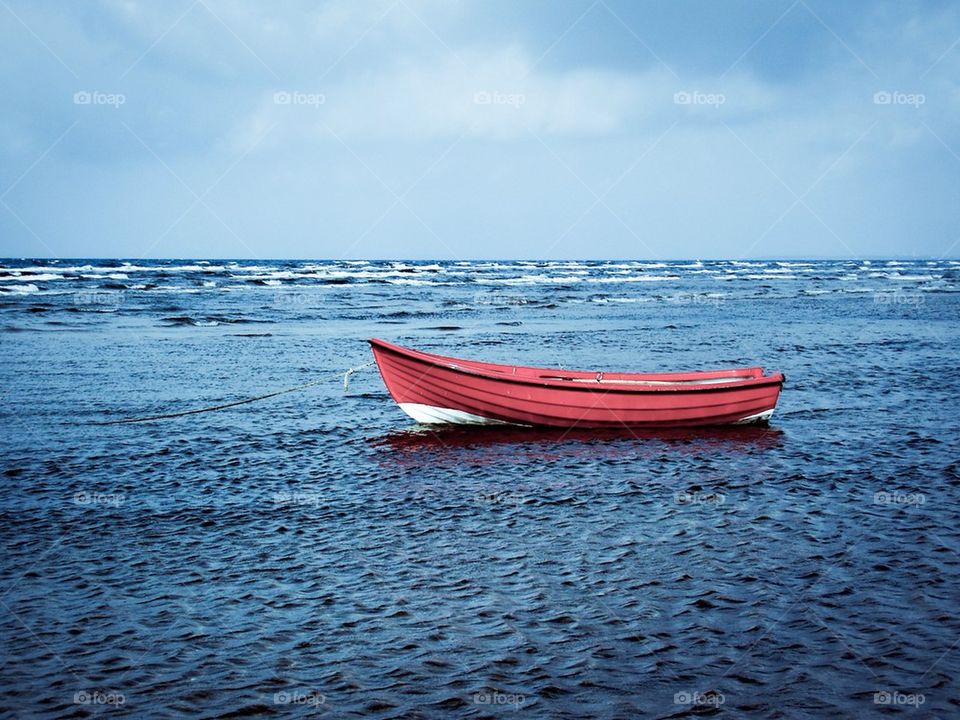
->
1;258;958;718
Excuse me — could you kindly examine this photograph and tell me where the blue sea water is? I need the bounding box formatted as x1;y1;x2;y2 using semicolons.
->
1;258;959;718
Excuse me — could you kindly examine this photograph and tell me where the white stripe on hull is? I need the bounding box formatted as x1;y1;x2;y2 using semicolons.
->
731;409;775;425
397;403;510;425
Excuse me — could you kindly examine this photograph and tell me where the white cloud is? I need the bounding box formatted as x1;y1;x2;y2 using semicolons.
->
232;47;784;149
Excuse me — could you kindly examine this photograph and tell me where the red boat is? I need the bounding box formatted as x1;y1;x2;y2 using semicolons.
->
370;338;785;429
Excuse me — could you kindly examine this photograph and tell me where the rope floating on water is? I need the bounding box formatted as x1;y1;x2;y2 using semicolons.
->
342;363;369;392
89;361;375;426
342;361;375;392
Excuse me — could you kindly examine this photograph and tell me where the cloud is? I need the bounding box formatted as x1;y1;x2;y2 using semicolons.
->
232;46;789;151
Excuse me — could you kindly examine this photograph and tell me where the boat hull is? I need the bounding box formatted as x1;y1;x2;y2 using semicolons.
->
370;338;784;429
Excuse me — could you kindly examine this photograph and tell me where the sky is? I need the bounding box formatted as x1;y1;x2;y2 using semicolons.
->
1;0;958;260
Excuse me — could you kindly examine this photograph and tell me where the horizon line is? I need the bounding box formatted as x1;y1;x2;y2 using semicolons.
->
2;256;956;262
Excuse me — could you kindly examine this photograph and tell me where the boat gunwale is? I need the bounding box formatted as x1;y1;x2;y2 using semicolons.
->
369;338;785;395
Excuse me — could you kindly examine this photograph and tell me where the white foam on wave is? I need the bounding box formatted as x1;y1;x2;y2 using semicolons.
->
588;275;680;283
78;273;130;280
20;264;93;273
294;268;472;281
388;262;445;272
5;273;62;282
384;278;443;285
743;273;799;280
870;272;936;281
484;274;585;285
236;271;302;281
7;263;254;274
182;264;269;272
0;283;40;294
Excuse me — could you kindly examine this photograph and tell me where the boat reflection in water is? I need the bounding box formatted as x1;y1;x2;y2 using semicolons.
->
370;423;785;468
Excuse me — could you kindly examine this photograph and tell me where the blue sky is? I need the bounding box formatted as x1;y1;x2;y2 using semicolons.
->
1;0;958;259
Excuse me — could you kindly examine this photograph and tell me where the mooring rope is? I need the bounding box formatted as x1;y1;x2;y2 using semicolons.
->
89;361;375;426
